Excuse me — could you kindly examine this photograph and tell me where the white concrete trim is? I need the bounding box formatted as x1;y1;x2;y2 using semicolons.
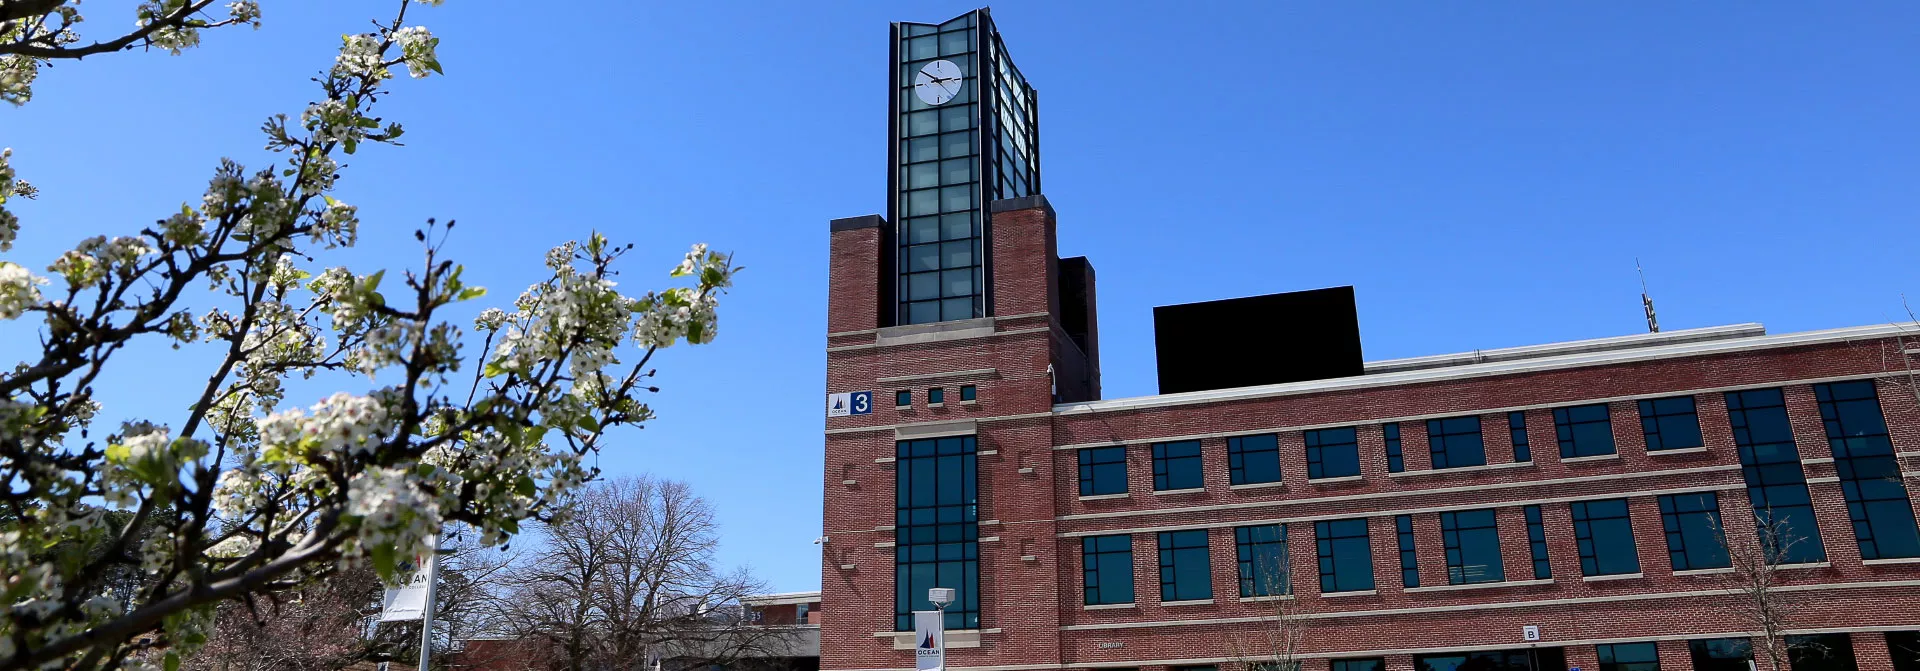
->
1056;464;1741;524
1077;493;1129;502
1801;457;1836;465
1582;572;1644;582
1560;453;1621;464
1159;599;1215;607
1238;595;1296;603
1151;487;1207;496
1308;475;1366;485
1054;322;1918;415
1863;557;1920;566
1230;481;1288;491
1649;447;1710;456
894;420;977;440
1779;562;1833;569
1671;567;1736;576
826;411;1052;436
1082;603;1135;610
1319;590;1378;598
1054;579;1920;632
1403;578;1554;593
740;591;821;606
1388;461;1536;478
1807;476;1841;484
877;368;999;384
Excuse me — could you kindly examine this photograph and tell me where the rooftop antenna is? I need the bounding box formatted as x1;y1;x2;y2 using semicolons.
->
1637;258;1660;334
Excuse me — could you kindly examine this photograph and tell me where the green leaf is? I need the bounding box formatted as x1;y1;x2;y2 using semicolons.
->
458;286;487;301
482;362;507;379
343;138;358;155
575;415;600;433
165;652;180;671
371;543;396;580
365;269;386;292
515;475;536;497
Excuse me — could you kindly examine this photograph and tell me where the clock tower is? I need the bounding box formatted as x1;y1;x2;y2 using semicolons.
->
887;8;1041;326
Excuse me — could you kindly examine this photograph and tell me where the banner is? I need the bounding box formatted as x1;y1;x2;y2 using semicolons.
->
379;536;438;622
913;611;944;671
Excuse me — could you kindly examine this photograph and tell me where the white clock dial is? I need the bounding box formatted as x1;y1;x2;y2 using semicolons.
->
913;59;964;106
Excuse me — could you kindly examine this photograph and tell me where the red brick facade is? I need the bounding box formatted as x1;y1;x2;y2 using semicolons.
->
823;196;1920;671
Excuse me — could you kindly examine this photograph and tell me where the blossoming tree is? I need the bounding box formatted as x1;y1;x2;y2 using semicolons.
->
0;1;737;669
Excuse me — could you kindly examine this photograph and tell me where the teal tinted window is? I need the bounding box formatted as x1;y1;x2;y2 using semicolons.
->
1333;660;1385;671
1235;524;1288;597
1555;404;1617;458
1384;423;1404;473
895;390;911;407
1815;380;1920;560
1598;643;1660;671
1082;534;1133;605
959;384;976;401
1571;499;1640;576
1689;638;1752;671
1726;388;1827;563
1441;509;1504;584
1228;434;1282;485
1427;417;1486;469
1078;447;1126;496
928;387;944;404
1157;530;1212;602
1524;505;1551;579
1306;427;1360;479
1152;440;1203;490
1316;518;1375;593
894;436;978;630
1509;411;1531;462
1639;396;1704;451
1659;492;1729;570
1395;514;1418;588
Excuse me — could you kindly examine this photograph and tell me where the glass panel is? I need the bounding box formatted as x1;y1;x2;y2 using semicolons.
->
907;188;939;216
940;213;974;241
907;136;939;162
905;244;940;272
904;217;940;245
941;185;972;213
940;105;971;132
941;130;972;158
908;35;937;60
940;269;972;298
907;110;939;137
941;240;973;269
941;157;972;185
907;272;938;301
906;301;938;325
907;162;939;189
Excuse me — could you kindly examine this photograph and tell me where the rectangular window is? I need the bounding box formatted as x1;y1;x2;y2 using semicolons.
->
1554;404;1617;458
1726;388;1827;564
1394;514;1419;588
1571;498;1641;576
1077;447;1126;496
1889;631;1920;671
1332;660;1384;671
1235;524;1288;597
1315;518;1375;593
1689;638;1753;671
1639;396;1704;451
1152;440;1204;491
928;387;945;405
1082;535;1134;605
1658;492;1730;571
896;390;912;407
1427;416;1487;469
959;384;976;401
1384;423;1404;473
1523;505;1551;579
1815;380;1920;560
1158;529;1213;602
1789;634;1859;671
1227;434;1283;485
1509;411;1531;463
894;436;979;630
1441;509;1505;584
1597;643;1660;671
1306;427;1361;479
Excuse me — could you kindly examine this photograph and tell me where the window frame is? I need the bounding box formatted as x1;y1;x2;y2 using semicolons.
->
1639;396;1705;451
1427;416;1487;469
1815;380;1920;561
1597;642;1661;671
1227;434;1283;486
1152;440;1204;491
1305;427;1361;480
1726;388;1827;564
1394;514;1418;588
1157;529;1213;602
1658;492;1730;571
1571;498;1642;576
959;384;977;401
1509;411;1531;463
1081;534;1134;606
1440;509;1506;585
895;390;912;407
1523;505;1551;579
1384;423;1404;473
1235;524;1289;597
1315;518;1376;593
1554;404;1618;459
1077;447;1127;496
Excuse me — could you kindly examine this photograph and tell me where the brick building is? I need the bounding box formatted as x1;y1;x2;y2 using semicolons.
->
821;9;1920;671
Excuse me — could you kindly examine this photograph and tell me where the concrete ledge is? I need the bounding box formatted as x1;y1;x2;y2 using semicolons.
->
1649;447;1709;456
1161;599;1215;607
1239;595;1295;603
1152;487;1207;496
877;317;997;347
1672;567;1735;576
1779;562;1832;569
988;194;1052;215
1321;589;1378;598
1083;603;1135;610
1863;558;1920;566
1308;475;1366;485
1079;493;1130;502
895;420;977;441
1229;482;1286;491
1582;573;1644;582
829;214;885;232
1561;453;1620;464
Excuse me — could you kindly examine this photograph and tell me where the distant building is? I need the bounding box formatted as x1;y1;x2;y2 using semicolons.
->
820;7;1920;671
445;594;820;671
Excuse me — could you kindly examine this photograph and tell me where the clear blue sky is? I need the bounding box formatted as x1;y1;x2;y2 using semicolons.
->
5;1;1919;594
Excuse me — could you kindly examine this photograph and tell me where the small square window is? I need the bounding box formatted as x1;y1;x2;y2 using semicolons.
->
960;385;976;401
895;390;911;407
929;387;945;405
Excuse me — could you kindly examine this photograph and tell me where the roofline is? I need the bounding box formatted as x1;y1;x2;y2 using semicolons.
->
1055;321;1919;416
741;591;821;606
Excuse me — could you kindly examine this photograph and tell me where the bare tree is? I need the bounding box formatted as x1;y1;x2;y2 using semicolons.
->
1715;510;1810;671
1225;546;1308;671
182;566;388;671
487;476;792;671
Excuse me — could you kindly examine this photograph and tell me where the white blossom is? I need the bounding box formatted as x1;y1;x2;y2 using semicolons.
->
0;261;46;319
394;26;440;79
332;33;387;81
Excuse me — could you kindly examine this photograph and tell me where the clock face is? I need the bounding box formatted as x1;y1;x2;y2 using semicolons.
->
914;60;964;106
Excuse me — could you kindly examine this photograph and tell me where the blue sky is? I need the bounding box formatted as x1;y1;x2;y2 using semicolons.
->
5;1;1919;594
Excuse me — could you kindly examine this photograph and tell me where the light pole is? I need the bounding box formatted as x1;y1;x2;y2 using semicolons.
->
915;588;955;671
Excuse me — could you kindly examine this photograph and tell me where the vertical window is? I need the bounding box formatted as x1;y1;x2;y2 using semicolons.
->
959;384;976;401
1315;518;1375;593
1077;447;1126;496
1888;631;1920;671
1157;529;1213;602
1509;411;1531;462
1597;643;1661;671
1440;510;1505;584
1815;380;1920;560
1306;427;1361;479
1394;514;1419;588
1571;498;1641;576
1554;404;1617;458
1788;634;1858;671
1235;524;1289;597
1523;505;1551;579
1332;660;1384;671
1689;638;1753;671
1227;434;1282;485
1427;416;1487;469
896;390;912;407
1658;492;1730;571
1726;388;1827;564
1639;396;1704;451
928;387;945;405
1082;535;1134;605
894;436;979;630
1384;423;1404;473
1152;440;1203;491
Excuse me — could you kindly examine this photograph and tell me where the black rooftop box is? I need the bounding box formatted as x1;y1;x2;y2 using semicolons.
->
1152;286;1364;395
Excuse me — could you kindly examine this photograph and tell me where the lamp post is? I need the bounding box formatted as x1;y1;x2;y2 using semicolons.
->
915;588;955;671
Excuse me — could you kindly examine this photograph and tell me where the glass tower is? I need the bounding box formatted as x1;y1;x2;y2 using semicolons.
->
891;9;1041;325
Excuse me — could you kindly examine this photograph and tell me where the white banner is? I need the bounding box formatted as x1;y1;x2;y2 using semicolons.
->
379;536;438;622
913;611;944;671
